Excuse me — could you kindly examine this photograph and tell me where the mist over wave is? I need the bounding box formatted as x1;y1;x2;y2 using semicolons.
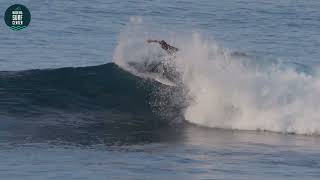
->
114;19;320;135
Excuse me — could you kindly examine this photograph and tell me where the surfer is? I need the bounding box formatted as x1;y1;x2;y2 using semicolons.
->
147;40;179;55
146;40;179;81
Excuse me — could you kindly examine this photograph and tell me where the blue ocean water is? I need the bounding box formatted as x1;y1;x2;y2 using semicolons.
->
1;0;320;179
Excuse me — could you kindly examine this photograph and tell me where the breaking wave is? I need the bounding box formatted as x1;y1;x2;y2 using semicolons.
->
114;19;320;135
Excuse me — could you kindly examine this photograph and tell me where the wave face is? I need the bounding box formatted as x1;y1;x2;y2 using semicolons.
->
1;64;148;114
0;63;185;145
113;20;320;135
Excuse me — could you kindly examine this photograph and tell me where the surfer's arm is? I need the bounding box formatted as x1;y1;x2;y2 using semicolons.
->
147;40;160;43
147;40;179;54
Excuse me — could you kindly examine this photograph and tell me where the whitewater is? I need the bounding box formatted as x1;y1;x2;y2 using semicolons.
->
114;19;320;135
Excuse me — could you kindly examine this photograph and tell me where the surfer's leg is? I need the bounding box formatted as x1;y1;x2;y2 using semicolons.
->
150;62;163;72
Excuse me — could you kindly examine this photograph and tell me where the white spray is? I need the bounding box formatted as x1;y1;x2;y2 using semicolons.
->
114;19;320;135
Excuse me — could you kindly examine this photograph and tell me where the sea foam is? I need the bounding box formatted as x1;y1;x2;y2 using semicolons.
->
114;19;320;135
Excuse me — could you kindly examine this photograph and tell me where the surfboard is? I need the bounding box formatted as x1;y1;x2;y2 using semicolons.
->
139;72;177;87
121;62;177;87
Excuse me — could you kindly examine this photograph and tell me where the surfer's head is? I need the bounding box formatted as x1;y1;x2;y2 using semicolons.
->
159;40;169;50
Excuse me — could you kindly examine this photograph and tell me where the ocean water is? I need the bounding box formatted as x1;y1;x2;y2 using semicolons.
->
1;0;320;179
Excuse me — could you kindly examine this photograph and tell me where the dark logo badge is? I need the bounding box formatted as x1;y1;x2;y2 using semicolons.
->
4;4;31;31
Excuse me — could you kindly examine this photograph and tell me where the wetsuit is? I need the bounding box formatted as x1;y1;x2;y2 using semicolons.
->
147;40;179;81
158;40;179;55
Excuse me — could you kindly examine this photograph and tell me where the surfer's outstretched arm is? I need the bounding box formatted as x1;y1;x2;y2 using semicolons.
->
147;40;179;54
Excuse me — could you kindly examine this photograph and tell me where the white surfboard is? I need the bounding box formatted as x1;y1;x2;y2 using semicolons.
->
139;72;177;87
118;63;177;87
